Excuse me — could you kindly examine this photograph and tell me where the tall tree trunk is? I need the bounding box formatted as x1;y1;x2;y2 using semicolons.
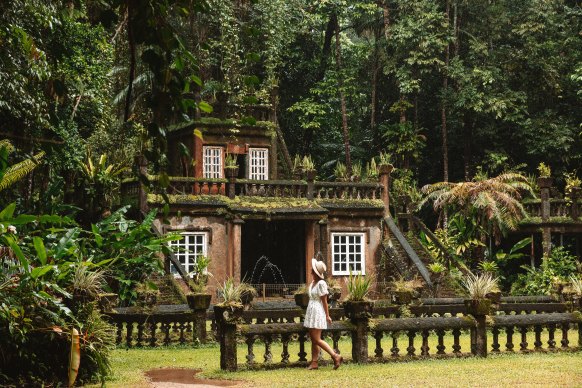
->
441;0;450;184
334;14;352;174
124;1;136;123
371;37;380;152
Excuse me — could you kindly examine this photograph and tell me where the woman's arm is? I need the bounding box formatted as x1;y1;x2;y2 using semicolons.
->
321;294;332;324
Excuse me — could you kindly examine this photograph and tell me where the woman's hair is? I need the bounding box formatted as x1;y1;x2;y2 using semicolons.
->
312;268;324;281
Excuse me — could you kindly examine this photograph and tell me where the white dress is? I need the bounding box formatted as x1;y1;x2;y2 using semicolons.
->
303;280;329;329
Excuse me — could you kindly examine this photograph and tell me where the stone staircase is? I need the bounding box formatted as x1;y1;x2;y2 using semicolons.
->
149;273;187;305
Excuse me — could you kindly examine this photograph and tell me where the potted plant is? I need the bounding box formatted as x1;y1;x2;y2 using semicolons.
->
213;277;244;324
239;282;257;307
302;155;316;181
536;162;553;188
224;153;239;179
326;277;342;307
365;159;379;182
344;271;374;318
292;154;303;180
377;152;393;175
462;273;499;315
389;277;421;305
567;276;582;311
186;255;213;310
334;161;348;182
351;162;362;182
294;284;310;309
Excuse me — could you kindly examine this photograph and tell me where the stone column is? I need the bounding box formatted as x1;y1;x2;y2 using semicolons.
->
466;299;491;358
537;177;553;256
215;305;242;371
344;301;372;363
193;307;208;344
306;171;316;199
379;164;394;218
232;219;243;281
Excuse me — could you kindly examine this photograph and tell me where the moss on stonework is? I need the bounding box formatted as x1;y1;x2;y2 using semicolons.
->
168;118;275;133
316;198;385;209
147;194;230;206
519;216;582;225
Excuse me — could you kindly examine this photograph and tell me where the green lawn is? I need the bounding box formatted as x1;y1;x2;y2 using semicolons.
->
103;337;582;387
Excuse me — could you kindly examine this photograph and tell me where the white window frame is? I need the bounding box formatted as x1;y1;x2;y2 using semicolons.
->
248;147;269;180
169;232;208;277
331;232;366;276
203;146;223;179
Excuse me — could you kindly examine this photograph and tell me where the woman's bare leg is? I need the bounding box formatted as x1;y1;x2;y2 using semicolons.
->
310;328;339;362
309;329;320;367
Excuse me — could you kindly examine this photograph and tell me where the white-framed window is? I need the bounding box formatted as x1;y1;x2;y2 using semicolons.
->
169;232;207;276
248;148;269;180
331;233;366;275
203;146;223;178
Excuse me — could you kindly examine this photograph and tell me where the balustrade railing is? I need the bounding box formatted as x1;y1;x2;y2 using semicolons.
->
106;307;201;347
234;180;308;198
523;199;582;220
314;181;384;201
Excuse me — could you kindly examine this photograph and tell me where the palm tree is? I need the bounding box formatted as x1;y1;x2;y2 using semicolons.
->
419;172;534;244
0;140;45;192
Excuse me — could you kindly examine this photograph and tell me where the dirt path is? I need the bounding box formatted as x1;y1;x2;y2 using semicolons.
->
146;368;242;388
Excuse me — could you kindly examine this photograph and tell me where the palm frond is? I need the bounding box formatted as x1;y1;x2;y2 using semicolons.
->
0;151;45;192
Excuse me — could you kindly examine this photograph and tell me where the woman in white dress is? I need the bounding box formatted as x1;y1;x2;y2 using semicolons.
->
303;258;343;370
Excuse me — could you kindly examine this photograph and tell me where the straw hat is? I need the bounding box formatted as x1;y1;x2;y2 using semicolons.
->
311;258;327;279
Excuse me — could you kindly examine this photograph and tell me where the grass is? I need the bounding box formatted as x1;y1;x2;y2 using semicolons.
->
101;333;582;387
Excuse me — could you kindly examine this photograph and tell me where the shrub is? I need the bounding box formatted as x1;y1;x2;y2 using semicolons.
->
462;273;500;299
511;247;580;295
346;271;373;301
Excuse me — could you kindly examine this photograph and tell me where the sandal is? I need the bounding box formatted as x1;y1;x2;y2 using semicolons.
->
306;363;318;370
333;355;343;370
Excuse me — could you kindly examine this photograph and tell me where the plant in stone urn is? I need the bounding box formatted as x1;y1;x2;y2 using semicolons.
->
344;271;374;318
389;277;421;305
462;273;499;315
377;152;393;174
186;255;212;310
292;154;303;180
334;161;348;182
564;276;582;310
214;277;244;323
294;284;310;309
224;153;239;179
364;159;379;182
564;172;581;206
351;162;362;182
536;162;553;188
239;281;257;307
302;155;316;181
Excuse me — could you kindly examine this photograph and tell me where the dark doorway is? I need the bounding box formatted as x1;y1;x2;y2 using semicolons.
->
241;220;305;284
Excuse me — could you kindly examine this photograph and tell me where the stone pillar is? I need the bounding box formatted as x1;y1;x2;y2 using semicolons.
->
232;219;243;281
193;307;208;344
306;171;316;199
215;305;242;371
344;301;372;363
305;221;315;281
379;164;394;218
466;299;491;358
537;177;553;256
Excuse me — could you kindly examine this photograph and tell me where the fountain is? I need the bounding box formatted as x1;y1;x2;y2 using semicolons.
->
247;256;288;297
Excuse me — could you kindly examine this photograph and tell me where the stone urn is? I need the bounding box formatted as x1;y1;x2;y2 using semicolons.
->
137;289;159;308
305;170;317;181
344;300;373;319
485;291;502;304
391;290;418;305
97;293;119;312
294;293;310;309
536;176;553;188
378;164;394;175
571;295;582;312
187;293;212;310
464;298;492;316
224;167;239;179
213;304;244;325
240;289;255;306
